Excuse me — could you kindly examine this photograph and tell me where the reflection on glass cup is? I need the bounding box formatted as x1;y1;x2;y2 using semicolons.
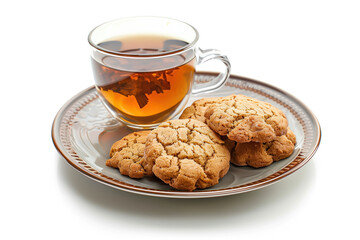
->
88;16;231;129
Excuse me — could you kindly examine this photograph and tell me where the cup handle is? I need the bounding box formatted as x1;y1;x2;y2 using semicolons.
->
192;48;231;94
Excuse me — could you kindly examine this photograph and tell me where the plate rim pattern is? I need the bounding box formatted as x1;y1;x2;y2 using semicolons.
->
52;72;321;198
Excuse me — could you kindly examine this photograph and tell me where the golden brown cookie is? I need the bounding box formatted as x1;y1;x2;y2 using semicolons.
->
231;128;296;168
180;97;222;123
204;94;288;143
143;119;231;191
106;131;151;178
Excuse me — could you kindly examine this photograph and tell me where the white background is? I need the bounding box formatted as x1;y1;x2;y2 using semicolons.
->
1;0;359;239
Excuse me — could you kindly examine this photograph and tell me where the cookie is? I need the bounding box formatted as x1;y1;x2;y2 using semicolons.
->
106;131;151;178
179;97;222;123
204;94;288;143
143;119;230;191
231;128;296;168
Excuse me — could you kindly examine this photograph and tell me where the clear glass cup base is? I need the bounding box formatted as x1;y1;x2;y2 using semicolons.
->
98;92;192;130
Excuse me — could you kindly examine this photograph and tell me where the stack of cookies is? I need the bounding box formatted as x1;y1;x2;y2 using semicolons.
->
106;94;296;191
179;94;296;168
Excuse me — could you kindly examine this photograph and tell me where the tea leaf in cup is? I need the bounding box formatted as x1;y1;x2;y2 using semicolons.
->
98;41;123;52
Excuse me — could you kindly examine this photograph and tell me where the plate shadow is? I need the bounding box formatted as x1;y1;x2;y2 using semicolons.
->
57;153;316;229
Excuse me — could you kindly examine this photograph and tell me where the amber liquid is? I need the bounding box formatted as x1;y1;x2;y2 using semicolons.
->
92;35;195;124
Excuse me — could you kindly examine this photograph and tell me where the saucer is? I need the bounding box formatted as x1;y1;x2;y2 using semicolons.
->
52;72;321;198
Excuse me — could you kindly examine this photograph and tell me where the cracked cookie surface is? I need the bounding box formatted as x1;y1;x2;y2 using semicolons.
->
204;94;288;143
180;97;222;123
143;119;230;191
106;131;151;178
231;128;296;168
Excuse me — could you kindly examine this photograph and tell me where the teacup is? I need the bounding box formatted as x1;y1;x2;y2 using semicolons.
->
88;16;231;129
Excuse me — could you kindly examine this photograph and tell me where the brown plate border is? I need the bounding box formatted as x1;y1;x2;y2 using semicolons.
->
52;72;321;198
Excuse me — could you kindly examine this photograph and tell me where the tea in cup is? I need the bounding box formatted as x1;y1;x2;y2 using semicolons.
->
89;17;231;129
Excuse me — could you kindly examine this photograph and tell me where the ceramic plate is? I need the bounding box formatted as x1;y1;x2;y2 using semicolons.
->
52;72;321;198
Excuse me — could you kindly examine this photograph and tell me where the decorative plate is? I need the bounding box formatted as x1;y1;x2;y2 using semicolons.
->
52;72;321;198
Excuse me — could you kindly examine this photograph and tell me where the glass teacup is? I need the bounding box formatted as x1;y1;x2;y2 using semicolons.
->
88;16;231;129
